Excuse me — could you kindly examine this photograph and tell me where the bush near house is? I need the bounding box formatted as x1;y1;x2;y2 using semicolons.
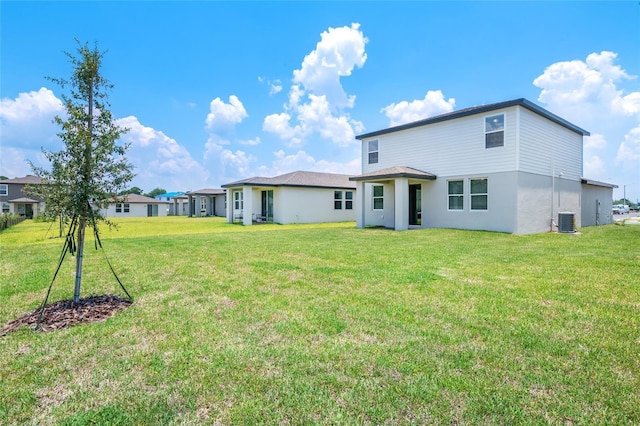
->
1;217;638;424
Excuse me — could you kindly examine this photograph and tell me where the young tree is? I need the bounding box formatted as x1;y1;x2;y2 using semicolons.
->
145;187;167;198
29;41;133;303
121;186;144;195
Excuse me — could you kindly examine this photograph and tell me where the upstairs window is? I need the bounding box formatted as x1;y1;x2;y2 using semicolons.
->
345;191;353;210
470;178;488;210
368;139;379;164
485;114;504;148
0;184;7;196
334;191;343;209
448;180;464;210
372;185;384;210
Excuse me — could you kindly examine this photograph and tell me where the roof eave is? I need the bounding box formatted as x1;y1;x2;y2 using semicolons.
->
356;98;589;140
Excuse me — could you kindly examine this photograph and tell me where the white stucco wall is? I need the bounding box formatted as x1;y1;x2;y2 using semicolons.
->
101;202;168;217
581;184;614;227
276;187;355;224
227;186;355;225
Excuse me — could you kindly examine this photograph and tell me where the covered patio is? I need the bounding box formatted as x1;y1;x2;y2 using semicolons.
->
349;166;436;231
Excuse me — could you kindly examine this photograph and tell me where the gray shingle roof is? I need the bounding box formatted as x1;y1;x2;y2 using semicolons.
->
121;194;169;204
356;98;590;140
349;166;436;181
222;171;356;189
0;175;45;184
187;188;226;196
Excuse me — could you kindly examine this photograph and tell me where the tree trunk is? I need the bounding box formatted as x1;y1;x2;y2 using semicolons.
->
74;218;86;303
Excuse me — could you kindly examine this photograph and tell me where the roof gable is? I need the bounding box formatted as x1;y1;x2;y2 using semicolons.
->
356;98;590;140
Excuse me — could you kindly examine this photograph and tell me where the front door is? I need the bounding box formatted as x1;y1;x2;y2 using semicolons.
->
409;184;421;226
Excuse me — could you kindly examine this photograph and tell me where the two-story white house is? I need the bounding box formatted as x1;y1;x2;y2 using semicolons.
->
350;98;615;234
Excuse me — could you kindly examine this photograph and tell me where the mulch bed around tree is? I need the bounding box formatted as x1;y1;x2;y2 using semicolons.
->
1;294;132;335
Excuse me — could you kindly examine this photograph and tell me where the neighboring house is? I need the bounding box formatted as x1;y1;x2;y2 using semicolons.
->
155;191;188;215
222;171;356;226
99;194;169;217
349;98;615;234
186;188;226;217
0;175;46;218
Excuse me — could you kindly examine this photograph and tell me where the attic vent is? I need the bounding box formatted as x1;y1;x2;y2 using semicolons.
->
558;212;575;233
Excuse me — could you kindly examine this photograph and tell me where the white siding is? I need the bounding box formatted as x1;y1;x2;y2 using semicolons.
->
277;187;355;224
101;202;168;217
518;107;583;180
362;107;518;178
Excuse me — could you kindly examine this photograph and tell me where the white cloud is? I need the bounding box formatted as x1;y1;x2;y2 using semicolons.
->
0;87;63;150
293;23;368;109
238;137;261;146
254;150;361;178
263;23;367;148
117;116;209;190
584;155;605;177
204;137;256;182
617;124;640;163
205;95;248;131
584;133;607;151
381;90;456;127
534;51;640;185
533;51;639;125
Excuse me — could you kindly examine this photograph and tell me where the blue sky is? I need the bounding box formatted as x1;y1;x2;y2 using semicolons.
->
2;1;639;202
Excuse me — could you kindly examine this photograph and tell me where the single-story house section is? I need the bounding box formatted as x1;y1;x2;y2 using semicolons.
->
350;98;616;234
581;179;617;227
0;175;46;218
155;191;188;215
222;171;356;226
99;194;170;217
186;188;226;217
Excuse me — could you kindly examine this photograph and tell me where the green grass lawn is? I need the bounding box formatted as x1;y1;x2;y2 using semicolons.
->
1;217;639;425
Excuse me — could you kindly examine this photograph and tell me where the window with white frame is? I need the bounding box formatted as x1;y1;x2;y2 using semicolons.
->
372;185;384;210
334;191;343;209
0;184;7;196
345;191;353;210
116;203;122;213
123;203;130;213
200;198;207;211
234;191;243;210
448;180;464;210
2;202;9;213
485;114;504;148
470;178;488;210
368;139;379;164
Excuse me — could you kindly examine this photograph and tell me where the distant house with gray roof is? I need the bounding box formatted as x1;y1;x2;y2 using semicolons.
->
0;175;46;218
186;188;226;218
99;194;170;217
222;171;356;225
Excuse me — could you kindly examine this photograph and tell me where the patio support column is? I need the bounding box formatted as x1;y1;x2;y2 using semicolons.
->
355;181;365;229
195;195;201;217
243;186;253;226
226;190;233;223
395;177;409;231
187;194;193;217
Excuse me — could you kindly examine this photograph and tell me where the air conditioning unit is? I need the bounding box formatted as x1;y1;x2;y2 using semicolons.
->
558;212;575;233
